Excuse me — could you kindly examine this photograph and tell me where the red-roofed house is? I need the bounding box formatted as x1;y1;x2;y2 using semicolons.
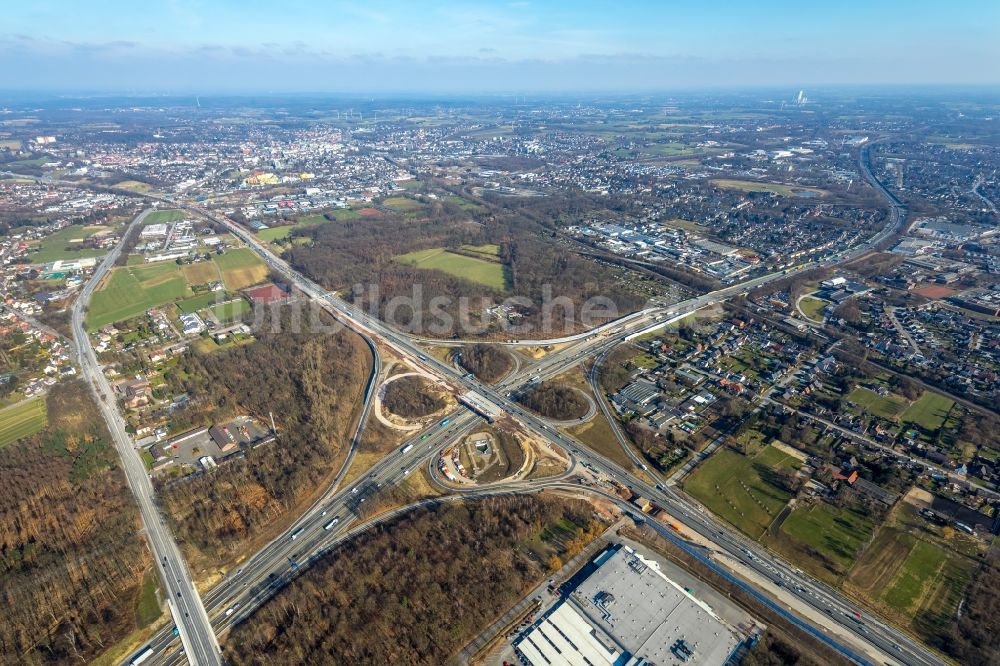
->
244;283;290;305
832;470;859;485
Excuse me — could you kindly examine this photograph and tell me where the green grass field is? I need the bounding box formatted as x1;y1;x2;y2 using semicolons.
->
11;157;48;168
847;504;980;639
798;296;828;322
872;532;976;627
214;248;262;270
214;248;268;290
755;445;803;469
87;248;267;327
144;209;187;225
848;386;909;420
445;195;480;210
114;180;153;193
134;570;162;628
257;225;297;242
394;247;507;290
207;298;250;322
0;397;48;449
778;503;875;572
327;208;361;221
632;352;660;369
256;210;354;242
643;142;698;156
710;179;827;197
86;262;189;329
684;445;798;538
176;292;223;313
901;392;954;432
30;225;112;263
382;196;422;211
882;540;946;611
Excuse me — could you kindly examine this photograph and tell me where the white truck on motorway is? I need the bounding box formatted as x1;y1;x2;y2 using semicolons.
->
323;517;340;530
130;646;155;665
400;443;413;454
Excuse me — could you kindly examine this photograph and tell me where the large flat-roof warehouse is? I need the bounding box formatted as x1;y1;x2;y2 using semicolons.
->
516;545;743;666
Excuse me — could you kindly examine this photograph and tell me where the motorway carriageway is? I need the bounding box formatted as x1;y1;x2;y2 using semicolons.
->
12;149;914;666
72;209;220;666
140;146;915;664
147;411;484;664
147;307;937;666
144;265;931;666
157;211;925;666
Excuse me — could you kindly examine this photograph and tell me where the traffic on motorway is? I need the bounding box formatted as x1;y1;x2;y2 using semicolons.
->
73;210;221;666
73;140;934;666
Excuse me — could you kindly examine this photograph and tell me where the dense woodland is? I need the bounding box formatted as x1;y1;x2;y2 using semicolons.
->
285;195;645;338
159;308;370;561
225;494;602;665
456;343;514;383
517;382;589;420
382;375;446;418
0;381;148;665
287;213;497;335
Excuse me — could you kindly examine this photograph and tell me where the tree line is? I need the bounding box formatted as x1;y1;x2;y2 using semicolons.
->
938;551;1000;664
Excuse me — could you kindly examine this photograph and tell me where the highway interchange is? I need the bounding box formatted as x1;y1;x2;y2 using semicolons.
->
56;144;944;666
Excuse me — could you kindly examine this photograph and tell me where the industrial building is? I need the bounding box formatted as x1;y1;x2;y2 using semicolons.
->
245;283;291;305
515;545;742;666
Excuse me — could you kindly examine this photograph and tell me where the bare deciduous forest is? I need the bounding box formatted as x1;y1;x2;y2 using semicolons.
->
158;308;371;563
285;196;646;338
0;381;148;665
517;382;589;420
456;343;513;383
225;494;603;665
939;550;1000;665
382;375;446;418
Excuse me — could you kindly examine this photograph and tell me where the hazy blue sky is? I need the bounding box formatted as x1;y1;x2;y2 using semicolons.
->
2;1;997;92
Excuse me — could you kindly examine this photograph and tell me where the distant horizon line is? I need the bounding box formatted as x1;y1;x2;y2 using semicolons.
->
2;83;999;101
